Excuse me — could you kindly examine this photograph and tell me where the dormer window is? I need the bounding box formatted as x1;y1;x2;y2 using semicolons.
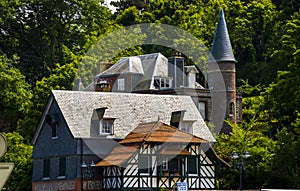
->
100;119;114;135
154;77;172;89
179;121;194;134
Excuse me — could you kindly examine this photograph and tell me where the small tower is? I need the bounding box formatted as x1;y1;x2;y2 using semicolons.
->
207;9;238;133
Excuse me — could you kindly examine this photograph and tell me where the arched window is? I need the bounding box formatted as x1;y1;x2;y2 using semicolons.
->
229;102;235;117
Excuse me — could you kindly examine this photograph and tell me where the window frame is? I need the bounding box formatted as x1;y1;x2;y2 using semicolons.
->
117;78;125;91
99;119;114;135
43;159;50;180
179;121;194;134
58;157;66;178
138;155;150;174
154;76;172;89
187;156;198;175
51;124;58;139
162;157;168;170
198;101;206;120
229;102;235;117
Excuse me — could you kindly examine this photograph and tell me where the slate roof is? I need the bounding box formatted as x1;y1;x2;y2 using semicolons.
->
99;56;144;75
95;53;169;91
208;9;237;63
97;121;207;167
32;90;215;144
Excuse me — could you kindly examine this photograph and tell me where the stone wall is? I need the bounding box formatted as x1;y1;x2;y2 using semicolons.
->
32;179;102;191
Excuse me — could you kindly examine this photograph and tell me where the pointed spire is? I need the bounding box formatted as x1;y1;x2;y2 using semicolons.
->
208;9;237;63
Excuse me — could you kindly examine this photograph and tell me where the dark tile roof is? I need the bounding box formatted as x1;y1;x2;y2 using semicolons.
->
208;9;237;63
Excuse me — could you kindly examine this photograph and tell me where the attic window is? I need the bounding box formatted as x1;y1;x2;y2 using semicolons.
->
170;110;185;128
100;119;114;135
179;121;194;134
154;77;172;89
46;113;59;139
51;124;58;138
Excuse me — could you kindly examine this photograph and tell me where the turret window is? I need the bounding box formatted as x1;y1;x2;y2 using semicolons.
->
229;102;235;117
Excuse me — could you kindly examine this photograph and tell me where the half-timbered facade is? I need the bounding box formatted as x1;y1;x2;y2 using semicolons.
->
97;121;225;190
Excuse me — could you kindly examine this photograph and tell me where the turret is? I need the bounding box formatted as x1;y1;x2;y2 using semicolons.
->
207;9;238;133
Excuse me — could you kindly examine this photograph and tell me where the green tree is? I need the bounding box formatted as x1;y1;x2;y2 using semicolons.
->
111;0;149;13
0;132;32;191
17;47;79;140
0;54;32;132
215;119;275;189
263;11;300;134
266;129;300;188
0;0;112;84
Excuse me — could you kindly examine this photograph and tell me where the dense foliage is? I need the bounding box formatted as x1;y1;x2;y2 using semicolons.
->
0;0;299;189
0;132;32;191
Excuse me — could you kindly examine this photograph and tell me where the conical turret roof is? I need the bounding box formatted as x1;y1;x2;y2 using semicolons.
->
208;9;237;63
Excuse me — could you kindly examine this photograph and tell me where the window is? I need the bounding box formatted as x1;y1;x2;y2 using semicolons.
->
168;158;180;173
117;78;125;91
187;156;197;174
154;77;172;89
43;159;50;179
229;102;235;117
162;158;168;170
179;121;193;134
58;157;66;177
51;124;58;138
46;113;59;138
100;119;114;135
139;155;149;174
170;111;185;128
198;102;206;120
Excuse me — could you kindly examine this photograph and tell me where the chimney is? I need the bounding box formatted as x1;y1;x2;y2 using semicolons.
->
168;52;185;88
184;66;199;88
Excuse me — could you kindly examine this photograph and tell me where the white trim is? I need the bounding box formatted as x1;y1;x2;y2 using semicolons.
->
32;96;54;145
99;119;114;135
117;78;125;91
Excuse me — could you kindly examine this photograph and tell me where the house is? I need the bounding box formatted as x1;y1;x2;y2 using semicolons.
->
92;9;242;134
32;9;238;191
97;121;226;190
31;91;219;191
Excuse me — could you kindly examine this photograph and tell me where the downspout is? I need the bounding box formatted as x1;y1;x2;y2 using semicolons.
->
80;138;83;191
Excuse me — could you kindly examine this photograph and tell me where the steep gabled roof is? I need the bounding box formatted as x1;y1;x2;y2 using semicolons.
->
32;90;215;145
208;9;237;63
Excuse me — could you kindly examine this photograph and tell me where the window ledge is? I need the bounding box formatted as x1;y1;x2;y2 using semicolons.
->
42;177;50;180
58;176;66;179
